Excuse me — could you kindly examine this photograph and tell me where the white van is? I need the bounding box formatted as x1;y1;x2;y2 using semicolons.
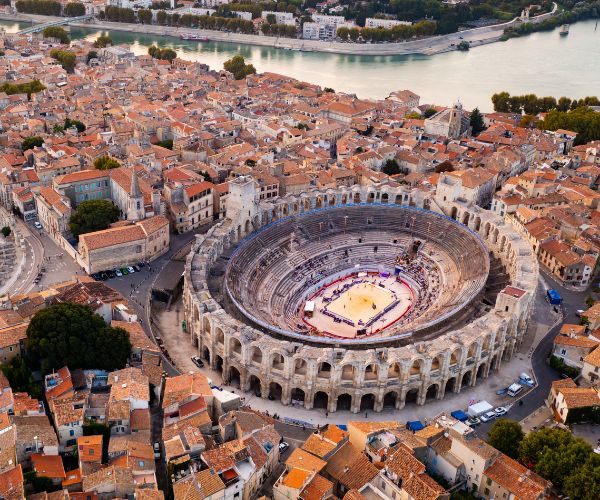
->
507;383;523;397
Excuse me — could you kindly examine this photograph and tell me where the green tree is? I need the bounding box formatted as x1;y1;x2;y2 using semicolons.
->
470;107;484;135
563;455;600;500
93;35;113;48
586;296;595;308
15;0;61;15
42;26;70;44
487;419;524;459
0;355;41;399
69;199;120;239
156;10;167;25
223;55;256;80
266;13;276;24
137;8;152;24
86;50;98;64
491;91;511;113
423;108;437;118
21;136;43;151
0;79;45;99
382;159;400;176
64;2;85;16
26;303;131;373
50;49;76;72
64;118;85;133
155;139;173;149
405;111;421;119
1;226;10;237
94;155;120;170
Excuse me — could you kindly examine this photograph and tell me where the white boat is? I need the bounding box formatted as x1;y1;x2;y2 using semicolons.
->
180;33;209;42
559;24;570;36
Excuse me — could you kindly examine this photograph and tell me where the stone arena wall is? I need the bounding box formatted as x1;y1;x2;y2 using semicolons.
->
183;185;539;413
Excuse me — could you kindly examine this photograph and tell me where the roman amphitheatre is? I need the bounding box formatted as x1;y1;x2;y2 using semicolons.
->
183;177;538;413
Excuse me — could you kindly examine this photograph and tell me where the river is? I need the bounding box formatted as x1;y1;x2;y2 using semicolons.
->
2;19;599;111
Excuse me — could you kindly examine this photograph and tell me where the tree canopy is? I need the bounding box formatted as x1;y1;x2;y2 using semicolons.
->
470;107;484;135
21;136;43;151
94;155;121;170
50;49;76;73
148;45;177;62
93;35;113;48
491;91;600;115
42;26;70;44
68;199;120;239
0;355;41;399
15;0;61;16
382;159;400;176
223;55;256;80
487;419;524;459
0;79;45;99
26;303;131;373
64;2;85;16
538;106;600;145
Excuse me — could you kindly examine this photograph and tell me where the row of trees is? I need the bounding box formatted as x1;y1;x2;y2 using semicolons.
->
101;6;136;23
224;55;256;80
539;106;600;145
491;92;600;115
160;12;255;33
261;23;297;37
148;45;177;61
488;421;600;499
50;49;76;72
0;79;45;99
15;0;84;16
337;20;437;42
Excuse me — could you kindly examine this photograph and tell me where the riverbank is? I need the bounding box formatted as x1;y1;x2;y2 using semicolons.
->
0;5;557;56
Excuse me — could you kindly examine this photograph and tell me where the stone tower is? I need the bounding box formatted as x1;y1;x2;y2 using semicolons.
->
127;169;145;221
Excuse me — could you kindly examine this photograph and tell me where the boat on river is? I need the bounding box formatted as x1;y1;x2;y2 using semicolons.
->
180;33;209;42
559;24;570;36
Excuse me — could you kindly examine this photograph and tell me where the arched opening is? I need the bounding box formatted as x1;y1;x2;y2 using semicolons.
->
202;347;210;363
341;365;355;382
467;343;478;360
317;362;332;379
237;225;241;241
215;328;224;346
329;196;335;206
367;192;375;203
476;363;486;381
244;219;250;234
360;394;375;411
337;393;352;411
291;388;305;403
364;364;378;381
405;388;419;404
395;194;402;204
283;205;288;216
316;197;323;208
314;391;328;410
383;392;397;408
249;375;261;396
410;359;422;376
215;355;223;374
268;382;282;401
425;384;439;401
387;362;400;379
430;357;442;373
461;212;469;226
450;349;461;368
229;366;240;388
202;317;211;335
381;193;389;203
251;347;262;365
450;207;458;220
341;194;348;205
230;338;242;355
461;370;472;388
353;192;361;203
491;354;499;370
272;353;285;371
445;377;456;394
475;217;481;232
294;358;307;376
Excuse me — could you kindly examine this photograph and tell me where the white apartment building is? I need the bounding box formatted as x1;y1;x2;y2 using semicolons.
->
303;14;355;40
261;11;295;25
365;17;412;29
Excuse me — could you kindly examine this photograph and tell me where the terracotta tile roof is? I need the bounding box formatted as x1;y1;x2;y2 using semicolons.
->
163;372;212;408
0;323;27;349
194;469;225;497
32;453;66;480
78;435;103;463
302;434;338;458
484;454;551;500
0;465;24;500
79;224;147;251
286;448;326;474
343;490;365;500
282;467;313;490
299;473;333;500
348;421;399;435
402;472;446;500
554;333;599;348
559;387;600;408
134;488;164;500
108;367;150;403
54;169;108;185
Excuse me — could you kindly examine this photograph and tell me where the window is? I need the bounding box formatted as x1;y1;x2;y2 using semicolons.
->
484;488;490;496
560;349;567;356
486;478;492;486
69;430;74;436
89;449;94;455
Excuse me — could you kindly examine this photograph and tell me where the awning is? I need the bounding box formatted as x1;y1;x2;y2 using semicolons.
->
406;420;425;431
451;410;469;422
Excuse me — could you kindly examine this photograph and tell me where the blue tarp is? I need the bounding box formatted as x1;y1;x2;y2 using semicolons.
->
406;420;425;431
337;425;348;431
546;289;562;305
451;410;469;421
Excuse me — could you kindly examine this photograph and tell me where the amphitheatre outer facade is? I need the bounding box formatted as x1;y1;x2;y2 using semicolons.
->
183;177;539;413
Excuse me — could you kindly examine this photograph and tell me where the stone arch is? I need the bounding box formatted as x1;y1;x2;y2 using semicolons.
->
337;393;352;411
425;383;439;401
460;370;472;388
409;358;423;376
316;196;323;209
467;342;479;359
249;375;262;395
271;352;285;371
341;364;356;382
215;355;224;374
461;211;469;226
228;366;241;387
381;192;389;203
367;192;375;203
294;358;307;376
244;219;251;235
430;356;443;373
250;346;263;365
476;362;486;381
474;216;481;232
360;393;375;411
353;192;361;203
364;364;379;381
450;206;458;220
215;327;225;346
317;362;332;379
314;391;328;409
230;337;242;355
268;382;282;401
405;387;419;404
202;316;211;335
387;362;400;379
202;346;211;363
383;391;397;408
449;348;461;367
445;377;457;394
395;194;402;204
291;388;305;403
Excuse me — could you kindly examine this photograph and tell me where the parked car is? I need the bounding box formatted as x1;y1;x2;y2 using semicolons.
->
127;266;135;274
106;270;116;279
496;387;508;396
99;272;109;281
191;356;204;368
137;262;146;268
132;265;141;272
33;221;42;230
480;411;496;423
114;268;123;277
91;273;101;281
467;416;481;426
120;267;129;275
279;442;290;453
519;373;534;386
494;406;509;417
576;309;585;317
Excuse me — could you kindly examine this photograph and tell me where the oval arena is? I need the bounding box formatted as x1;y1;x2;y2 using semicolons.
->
184;179;538;413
